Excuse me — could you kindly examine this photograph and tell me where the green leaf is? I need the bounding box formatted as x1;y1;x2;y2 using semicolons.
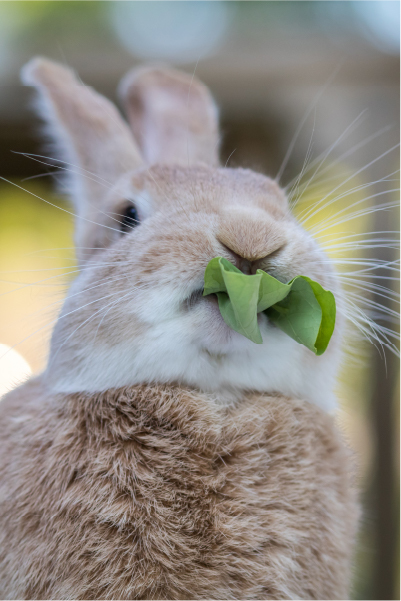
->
301;276;336;355
203;256;336;354
265;277;323;353
204;257;263;343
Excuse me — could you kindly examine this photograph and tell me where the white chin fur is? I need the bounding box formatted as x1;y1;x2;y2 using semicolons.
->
45;309;339;413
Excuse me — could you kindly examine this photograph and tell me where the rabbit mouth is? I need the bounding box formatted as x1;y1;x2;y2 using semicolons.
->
185;288;218;310
185;288;205;309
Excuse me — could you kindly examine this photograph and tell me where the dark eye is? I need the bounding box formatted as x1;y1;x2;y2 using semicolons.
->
120;204;139;233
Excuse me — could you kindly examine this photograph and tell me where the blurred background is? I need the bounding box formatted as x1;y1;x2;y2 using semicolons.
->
0;1;399;598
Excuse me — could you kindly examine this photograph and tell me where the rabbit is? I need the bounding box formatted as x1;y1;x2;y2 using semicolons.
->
0;58;359;600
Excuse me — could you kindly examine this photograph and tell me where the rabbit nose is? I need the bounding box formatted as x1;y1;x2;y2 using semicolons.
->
217;214;287;274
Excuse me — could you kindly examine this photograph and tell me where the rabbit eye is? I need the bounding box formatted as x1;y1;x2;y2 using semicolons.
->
120;204;139;233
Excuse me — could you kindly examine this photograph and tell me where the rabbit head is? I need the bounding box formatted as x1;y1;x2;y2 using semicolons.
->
21;58;343;410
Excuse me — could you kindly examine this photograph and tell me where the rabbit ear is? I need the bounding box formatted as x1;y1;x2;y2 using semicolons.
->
119;66;220;166
21;57;143;258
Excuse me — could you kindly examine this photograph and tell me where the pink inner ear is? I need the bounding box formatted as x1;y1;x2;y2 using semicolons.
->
119;66;220;167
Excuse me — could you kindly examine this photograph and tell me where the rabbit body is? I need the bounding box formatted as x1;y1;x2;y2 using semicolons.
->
0;377;357;600
0;58;359;599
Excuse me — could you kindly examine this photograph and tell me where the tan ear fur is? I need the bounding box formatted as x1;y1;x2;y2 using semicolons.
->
119;66;220;166
21;57;143;258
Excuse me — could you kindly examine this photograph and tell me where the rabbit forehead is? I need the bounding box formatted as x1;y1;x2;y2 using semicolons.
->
129;164;287;213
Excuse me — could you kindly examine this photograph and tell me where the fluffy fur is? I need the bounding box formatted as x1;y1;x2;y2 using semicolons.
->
0;379;358;599
0;58;359;599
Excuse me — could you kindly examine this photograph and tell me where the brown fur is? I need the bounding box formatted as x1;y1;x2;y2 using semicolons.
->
0;378;358;599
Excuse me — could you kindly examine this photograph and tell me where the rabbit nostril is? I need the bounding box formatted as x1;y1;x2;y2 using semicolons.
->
239;258;252;275
252;246;285;273
219;244;252;274
219;242;285;275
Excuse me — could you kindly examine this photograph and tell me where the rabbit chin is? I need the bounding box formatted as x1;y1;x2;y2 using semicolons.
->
44;305;339;413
